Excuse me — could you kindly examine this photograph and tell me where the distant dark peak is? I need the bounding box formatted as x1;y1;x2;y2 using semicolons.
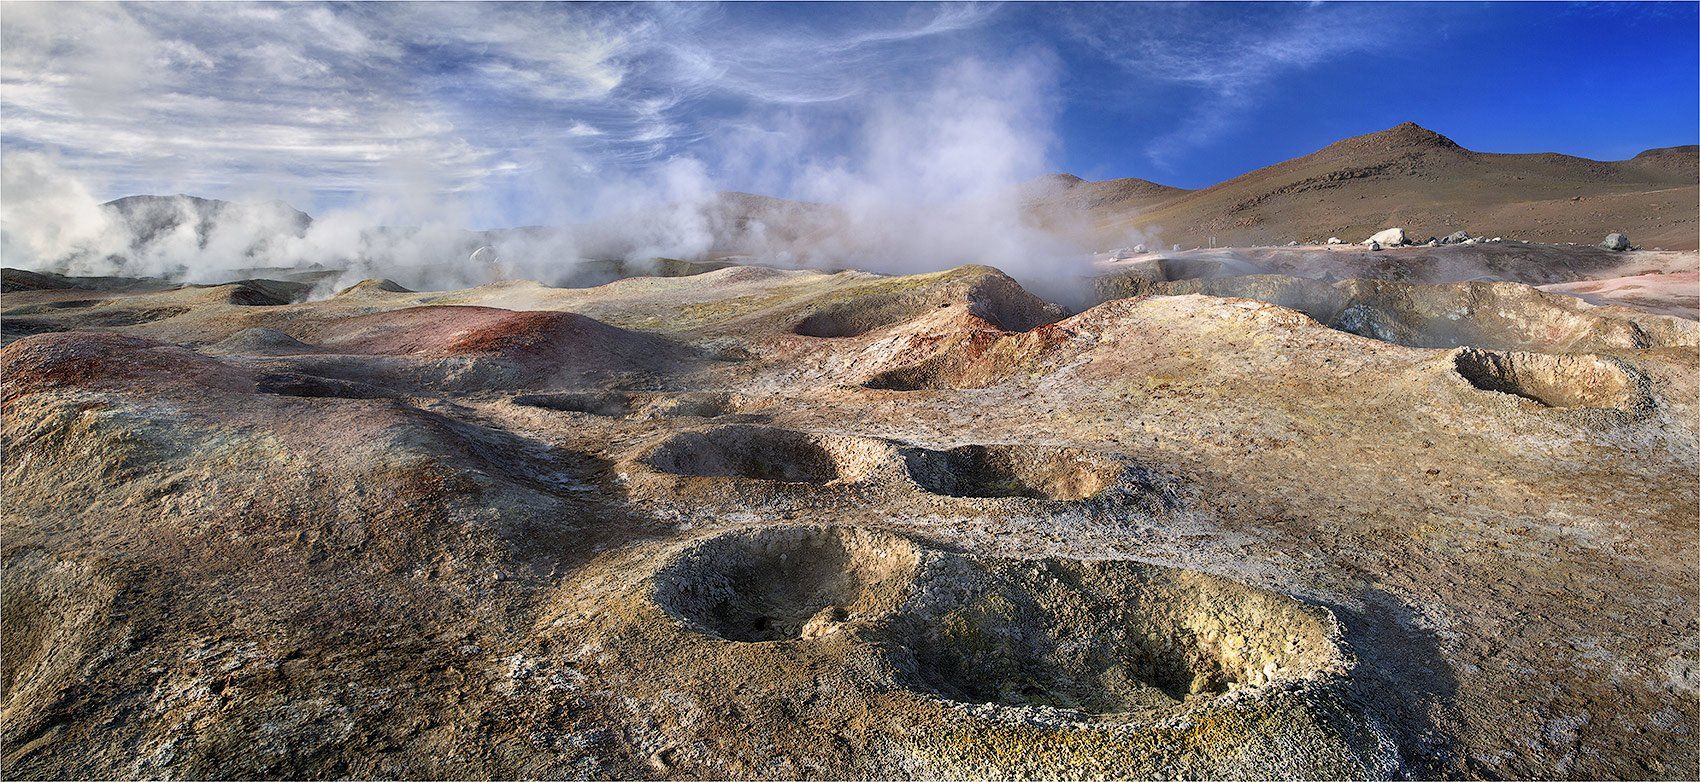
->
1626;145;1699;177
1324;122;1465;157
1019;173;1087;195
1632;144;1698;159
1097;176;1186;193
101;194;313;225
339;278;411;295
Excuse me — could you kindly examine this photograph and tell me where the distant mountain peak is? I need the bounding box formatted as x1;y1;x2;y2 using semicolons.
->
1323;122;1465;157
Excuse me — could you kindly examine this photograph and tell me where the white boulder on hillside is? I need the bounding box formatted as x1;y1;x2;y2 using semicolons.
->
1364;228;1407;247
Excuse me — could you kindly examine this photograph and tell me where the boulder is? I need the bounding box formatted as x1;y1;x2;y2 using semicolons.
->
1442;231;1471;244
1365;228;1406;247
1426;238;1439;247
1368;240;1383;252
1601;233;1631;252
1327;237;1343;245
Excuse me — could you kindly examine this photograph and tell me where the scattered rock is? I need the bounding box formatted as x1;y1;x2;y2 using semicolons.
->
1365;228;1407;247
1442;231;1472;244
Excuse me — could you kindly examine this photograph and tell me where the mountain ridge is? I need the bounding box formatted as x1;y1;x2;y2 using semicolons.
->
98;122;1698;253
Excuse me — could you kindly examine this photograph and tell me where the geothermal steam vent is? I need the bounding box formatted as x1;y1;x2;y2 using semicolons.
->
1452;348;1649;411
653;526;921;642
887;555;1348;715
901;444;1124;500
642;425;843;483
639;425;889;484
654;527;1350;718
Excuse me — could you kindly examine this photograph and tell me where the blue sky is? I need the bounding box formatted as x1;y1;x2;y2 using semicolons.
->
3;2;1695;226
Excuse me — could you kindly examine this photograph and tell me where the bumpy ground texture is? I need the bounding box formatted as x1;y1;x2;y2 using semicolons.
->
2;246;1698;779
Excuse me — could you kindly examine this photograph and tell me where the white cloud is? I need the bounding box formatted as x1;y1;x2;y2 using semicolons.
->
1057;4;1392;166
3;3;1111;291
0;2;1001;207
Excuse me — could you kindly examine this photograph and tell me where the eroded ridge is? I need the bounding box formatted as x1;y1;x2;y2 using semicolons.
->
1453;348;1649;410
901;444;1123;500
652;526;921;642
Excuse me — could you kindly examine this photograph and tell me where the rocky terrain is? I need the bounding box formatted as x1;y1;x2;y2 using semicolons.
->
1033;122;1699;251
2;235;1698;779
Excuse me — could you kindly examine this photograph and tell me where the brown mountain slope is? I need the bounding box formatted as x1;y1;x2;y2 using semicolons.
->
1022;173;1191;213
1089;122;1698;250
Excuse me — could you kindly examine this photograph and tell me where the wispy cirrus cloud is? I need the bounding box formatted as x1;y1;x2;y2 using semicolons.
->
5;2;1095;289
1054;3;1399;167
0;2;1003;207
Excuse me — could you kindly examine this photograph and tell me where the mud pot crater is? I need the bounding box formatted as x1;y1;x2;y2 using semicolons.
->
885;557;1347;717
638;392;736;419
653;526;920;642
639;424;889;484
901;444;1125;500
1452;348;1649;411
513;391;635;417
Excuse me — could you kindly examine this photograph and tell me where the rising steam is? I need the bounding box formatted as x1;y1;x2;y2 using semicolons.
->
2;59;1128;297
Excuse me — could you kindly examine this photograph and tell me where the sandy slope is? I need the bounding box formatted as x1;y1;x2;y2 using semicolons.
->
1032;122;1698;251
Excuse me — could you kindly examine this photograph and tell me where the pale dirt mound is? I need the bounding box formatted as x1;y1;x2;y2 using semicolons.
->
204;280;309;306
653;526;920;642
1097;243;1695;288
696;266;792;286
1453;348;1650;411
888;556;1346;715
209;307;695;395
862;322;1084;391
1330;279;1698;351
1539;270;1700;320
0;268;168;294
206;327;317;355
304;305;689;367
901;444;1123;500
1;332;250;402
332;278;413;298
1093;273;1700;352
2;269;84;292
792;266;1065;338
68;305;193;327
